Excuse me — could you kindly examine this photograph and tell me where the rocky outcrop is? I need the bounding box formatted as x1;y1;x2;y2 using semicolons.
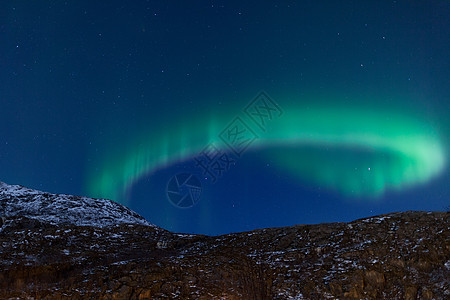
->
0;182;151;227
0;182;448;299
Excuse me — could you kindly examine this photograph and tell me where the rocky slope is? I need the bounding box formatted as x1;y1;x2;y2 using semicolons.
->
0;182;448;299
0;182;151;227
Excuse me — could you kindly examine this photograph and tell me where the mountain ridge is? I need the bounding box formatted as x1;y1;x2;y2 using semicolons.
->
0;181;152;228
0;181;448;299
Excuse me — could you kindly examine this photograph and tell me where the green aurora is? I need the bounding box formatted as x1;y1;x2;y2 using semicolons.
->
87;100;446;204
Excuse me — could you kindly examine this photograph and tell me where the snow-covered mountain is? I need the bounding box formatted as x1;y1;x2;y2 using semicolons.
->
0;181;152;227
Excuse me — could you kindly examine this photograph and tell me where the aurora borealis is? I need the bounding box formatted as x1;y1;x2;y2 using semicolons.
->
1;1;448;234
88;100;445;204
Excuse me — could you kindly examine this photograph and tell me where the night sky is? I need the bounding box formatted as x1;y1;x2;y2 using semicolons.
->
1;1;448;235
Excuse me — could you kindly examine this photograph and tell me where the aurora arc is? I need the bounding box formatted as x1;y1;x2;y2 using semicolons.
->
87;102;446;204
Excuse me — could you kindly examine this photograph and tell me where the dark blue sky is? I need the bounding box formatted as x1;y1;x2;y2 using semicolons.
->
1;1;448;235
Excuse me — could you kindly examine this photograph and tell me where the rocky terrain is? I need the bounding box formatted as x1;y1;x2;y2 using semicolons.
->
0;181;449;299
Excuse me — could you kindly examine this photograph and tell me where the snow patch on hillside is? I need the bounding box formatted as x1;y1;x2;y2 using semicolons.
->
0;181;154;228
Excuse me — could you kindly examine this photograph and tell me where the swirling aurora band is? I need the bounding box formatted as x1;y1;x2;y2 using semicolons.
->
87;103;446;204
